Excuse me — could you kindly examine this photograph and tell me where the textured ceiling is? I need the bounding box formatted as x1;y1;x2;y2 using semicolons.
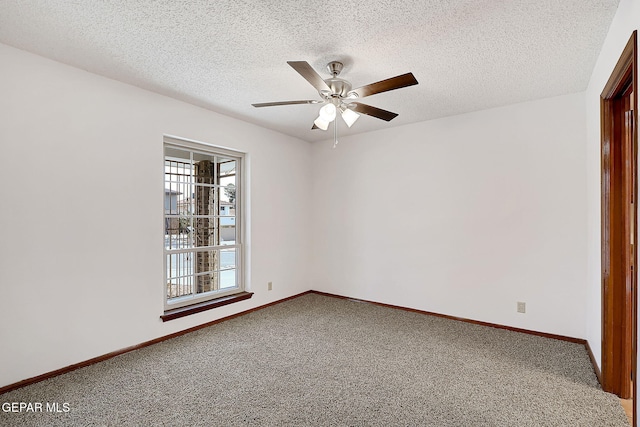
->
0;0;620;142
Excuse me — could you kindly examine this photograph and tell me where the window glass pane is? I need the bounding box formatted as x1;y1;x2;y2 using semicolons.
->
220;248;236;269
220;269;236;289
194;184;217;218
165;155;194;250
165;228;192;250
219;160;236;176
194;249;219;278
220;218;235;245
220;175;235;187
220;175;236;207
165;187;178;216
167;277;193;299
165;147;190;161
192;151;216;163
194;221;217;247
195;271;218;294
194;160;216;186
167;253;194;280
165;222;180;248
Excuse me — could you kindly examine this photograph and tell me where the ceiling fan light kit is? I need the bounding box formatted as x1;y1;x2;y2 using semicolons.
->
252;60;418;147
313;116;330;131
341;106;360;127
319;103;337;121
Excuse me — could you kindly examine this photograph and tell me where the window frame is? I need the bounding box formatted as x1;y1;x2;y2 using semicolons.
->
162;136;250;320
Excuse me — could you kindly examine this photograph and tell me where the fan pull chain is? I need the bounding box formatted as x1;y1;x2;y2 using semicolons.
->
333;119;339;148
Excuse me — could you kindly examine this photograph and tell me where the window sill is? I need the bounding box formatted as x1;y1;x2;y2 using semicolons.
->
160;291;254;322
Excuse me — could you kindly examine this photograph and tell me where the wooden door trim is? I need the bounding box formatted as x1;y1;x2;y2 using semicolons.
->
601;29;637;409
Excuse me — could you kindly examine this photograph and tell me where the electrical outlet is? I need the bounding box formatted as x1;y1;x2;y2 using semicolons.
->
517;302;526;313
268;281;272;291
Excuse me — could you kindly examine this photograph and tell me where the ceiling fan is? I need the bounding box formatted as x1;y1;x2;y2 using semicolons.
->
252;61;418;140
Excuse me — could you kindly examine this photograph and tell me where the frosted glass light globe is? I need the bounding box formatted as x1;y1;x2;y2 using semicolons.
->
319;103;337;121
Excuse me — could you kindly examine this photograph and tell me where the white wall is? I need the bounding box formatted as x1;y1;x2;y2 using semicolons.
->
584;0;639;377
0;43;313;388
311;92;588;339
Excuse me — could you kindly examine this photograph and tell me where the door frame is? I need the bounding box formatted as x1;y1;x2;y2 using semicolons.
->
601;29;637;409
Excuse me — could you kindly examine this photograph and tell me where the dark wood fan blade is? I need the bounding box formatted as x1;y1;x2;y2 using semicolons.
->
349;102;398;121
350;73;418;98
311;123;319;130
252;100;322;107
287;61;331;93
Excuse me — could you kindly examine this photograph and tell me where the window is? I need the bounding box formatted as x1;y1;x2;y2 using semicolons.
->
162;138;250;320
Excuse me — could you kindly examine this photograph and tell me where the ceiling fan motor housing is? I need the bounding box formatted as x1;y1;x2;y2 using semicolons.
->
320;61;355;100
323;77;352;99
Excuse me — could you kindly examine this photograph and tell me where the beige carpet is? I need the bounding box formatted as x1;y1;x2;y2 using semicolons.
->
0;293;630;426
